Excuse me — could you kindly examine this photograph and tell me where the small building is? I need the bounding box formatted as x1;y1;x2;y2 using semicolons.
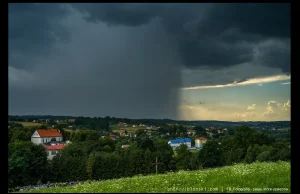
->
68;119;76;123
121;144;129;148
168;138;191;149
109;135;116;141
44;144;65;160
195;137;207;149
31;129;63;145
187;129;196;135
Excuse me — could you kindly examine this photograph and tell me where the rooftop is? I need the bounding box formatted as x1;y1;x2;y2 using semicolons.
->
37;129;62;137
168;138;191;144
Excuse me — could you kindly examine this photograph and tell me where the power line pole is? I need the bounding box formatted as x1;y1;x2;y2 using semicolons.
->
151;157;161;175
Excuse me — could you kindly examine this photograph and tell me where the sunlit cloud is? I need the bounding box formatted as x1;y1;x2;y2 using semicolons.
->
181;74;290;90
263;100;290;118
247;104;256;110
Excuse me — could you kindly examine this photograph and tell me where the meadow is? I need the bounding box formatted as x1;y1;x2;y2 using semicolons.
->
25;161;290;193
110;124;147;134
16;122;42;127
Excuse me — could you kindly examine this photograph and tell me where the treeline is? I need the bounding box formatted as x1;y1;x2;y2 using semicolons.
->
8;126;290;189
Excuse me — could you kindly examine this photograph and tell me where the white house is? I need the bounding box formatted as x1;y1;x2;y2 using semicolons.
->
168;138;191;149
44;144;65;160
31;129;63;144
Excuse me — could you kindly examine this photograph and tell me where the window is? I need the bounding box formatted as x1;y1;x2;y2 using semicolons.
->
51;151;56;155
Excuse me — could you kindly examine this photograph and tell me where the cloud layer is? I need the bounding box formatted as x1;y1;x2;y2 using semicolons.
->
9;3;290;119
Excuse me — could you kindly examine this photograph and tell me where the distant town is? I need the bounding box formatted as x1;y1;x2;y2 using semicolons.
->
8;115;290;192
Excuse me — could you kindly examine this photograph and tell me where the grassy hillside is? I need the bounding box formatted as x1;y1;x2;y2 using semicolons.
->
25;161;290;193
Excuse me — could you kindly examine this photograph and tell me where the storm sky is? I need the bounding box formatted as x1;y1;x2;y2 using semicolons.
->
9;3;290;121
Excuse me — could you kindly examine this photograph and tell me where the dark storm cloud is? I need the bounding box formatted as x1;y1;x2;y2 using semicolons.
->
9;5;182;119
72;3;290;72
9;3;291;118
9;3;70;69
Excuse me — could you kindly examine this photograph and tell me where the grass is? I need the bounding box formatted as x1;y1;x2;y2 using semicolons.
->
24;161;290;193
16;122;42;127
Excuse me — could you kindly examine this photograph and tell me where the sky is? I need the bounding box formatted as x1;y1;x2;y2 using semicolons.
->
8;3;290;121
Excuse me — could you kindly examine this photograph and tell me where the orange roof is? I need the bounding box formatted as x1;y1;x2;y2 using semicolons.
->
44;144;64;150
196;137;207;140
37;129;62;137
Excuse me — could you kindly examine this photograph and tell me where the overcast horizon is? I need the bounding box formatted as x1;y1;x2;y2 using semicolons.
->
9;3;290;121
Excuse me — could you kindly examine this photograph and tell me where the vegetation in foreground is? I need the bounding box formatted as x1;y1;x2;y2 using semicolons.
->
25;161;290;193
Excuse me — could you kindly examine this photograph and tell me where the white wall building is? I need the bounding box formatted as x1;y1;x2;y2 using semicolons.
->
168;138;192;149
31;129;63;144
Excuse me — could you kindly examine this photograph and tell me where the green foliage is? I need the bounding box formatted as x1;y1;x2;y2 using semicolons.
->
256;151;271;162
8;141;48;188
198;139;223;168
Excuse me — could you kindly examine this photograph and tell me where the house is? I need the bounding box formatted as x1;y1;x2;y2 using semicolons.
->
122;144;129;148
31;129;63;145
44;144;65;160
217;130;221;133
132;125;137;127
68;119;75;123
195;137;207;149
206;132;213;138
187;129;196;135
31;129;67;160
168;138;191;149
109;135;116;141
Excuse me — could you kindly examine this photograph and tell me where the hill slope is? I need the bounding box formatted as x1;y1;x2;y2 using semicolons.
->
26;161;290;193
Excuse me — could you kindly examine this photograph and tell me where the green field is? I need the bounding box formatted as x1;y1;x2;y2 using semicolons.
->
16;122;42;127
110;124;147;134
24;161;290;193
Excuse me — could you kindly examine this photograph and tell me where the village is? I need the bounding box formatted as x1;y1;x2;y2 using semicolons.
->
26;118;231;159
8;115;290;192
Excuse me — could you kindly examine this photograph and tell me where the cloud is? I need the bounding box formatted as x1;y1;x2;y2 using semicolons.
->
71;3;290;73
8;3;290;118
233;112;255;119
263;100;290;119
247;104;256;110
8;5;182;119
182;74;290;90
282;100;291;111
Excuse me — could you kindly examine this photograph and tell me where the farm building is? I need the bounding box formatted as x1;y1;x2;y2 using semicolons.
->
168;138;191;149
195;137;207;149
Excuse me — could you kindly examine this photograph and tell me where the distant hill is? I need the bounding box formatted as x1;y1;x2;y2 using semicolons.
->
9;115;290;128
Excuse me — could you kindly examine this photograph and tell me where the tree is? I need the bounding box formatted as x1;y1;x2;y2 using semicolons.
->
194;126;206;136
139;138;155;152
86;152;101;180
244;145;255;163
8;141;48;188
256;151;271;162
198;139;223;168
175;144;191;170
